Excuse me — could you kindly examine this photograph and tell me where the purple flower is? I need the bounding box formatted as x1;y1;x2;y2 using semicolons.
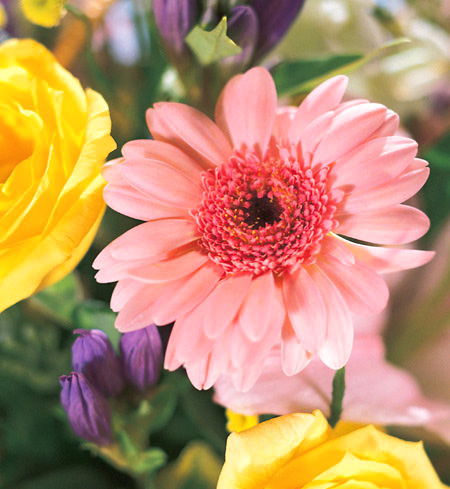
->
153;0;197;57
72;329;124;397
227;6;259;68
120;325;163;392
251;0;306;61
60;372;113;445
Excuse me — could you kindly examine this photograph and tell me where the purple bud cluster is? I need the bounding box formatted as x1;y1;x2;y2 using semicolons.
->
153;0;306;67
60;325;163;445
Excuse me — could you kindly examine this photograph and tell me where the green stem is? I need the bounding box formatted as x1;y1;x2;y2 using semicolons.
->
328;366;346;428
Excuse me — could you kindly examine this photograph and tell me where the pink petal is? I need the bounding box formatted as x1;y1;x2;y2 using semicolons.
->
337;205;430;245
103;158;190;221
312;103;388;166
215;67;277;154
106;219;199;262
165;310;214;369
95;257;147;283
121;159;202;209
201;273;252;339
110;278;146;312
288;75;348;139
320;235;355;266
186;352;223;390
331;136;418;190
299;110;335;158
115;282;165;332
281;320;313;376
238;272;276;342
127;249;209;283
151;261;224;325
317;258;389;315
104;181;189;221
146;103;232;168
273;107;296;143
337;237;435;274
310;266;353;369
121;139;204;176
339;165;429;214
283;268;326;352
369;109;399;138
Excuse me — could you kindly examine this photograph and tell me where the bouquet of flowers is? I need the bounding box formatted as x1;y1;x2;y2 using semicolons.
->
1;1;450;487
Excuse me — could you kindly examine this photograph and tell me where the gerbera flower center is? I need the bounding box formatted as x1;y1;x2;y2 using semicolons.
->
244;194;282;228
192;146;342;276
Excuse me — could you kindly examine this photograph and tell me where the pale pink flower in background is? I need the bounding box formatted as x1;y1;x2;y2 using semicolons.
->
94;67;433;391
213;326;450;445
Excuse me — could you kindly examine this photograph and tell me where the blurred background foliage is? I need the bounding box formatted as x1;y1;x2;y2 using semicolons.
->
0;0;450;487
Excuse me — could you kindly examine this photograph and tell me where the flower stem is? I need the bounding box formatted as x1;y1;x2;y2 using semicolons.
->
328;366;346;428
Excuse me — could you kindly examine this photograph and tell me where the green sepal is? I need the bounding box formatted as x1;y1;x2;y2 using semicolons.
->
185;17;242;65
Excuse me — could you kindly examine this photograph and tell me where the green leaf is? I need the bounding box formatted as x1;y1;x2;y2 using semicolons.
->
422;131;450;236
156;441;222;489
273;38;411;97
185;17;242;65
72;300;121;352
328;366;346;428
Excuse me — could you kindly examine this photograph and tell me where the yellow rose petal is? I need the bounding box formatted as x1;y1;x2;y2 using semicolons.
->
0;39;115;313
226;409;259;433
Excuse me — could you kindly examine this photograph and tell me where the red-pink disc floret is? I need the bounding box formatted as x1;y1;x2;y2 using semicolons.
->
192;145;341;276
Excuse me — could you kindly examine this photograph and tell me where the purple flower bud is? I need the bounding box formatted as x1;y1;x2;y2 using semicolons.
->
72;329;124;397
227;6;259;67
120;325;163;391
153;0;197;57
252;0;306;61
60;372;113;445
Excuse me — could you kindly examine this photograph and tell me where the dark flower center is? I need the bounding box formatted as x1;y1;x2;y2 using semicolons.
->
244;194;282;229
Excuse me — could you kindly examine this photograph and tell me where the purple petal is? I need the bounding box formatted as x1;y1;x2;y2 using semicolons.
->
227;6;259;67
120;325;163;391
252;0;306;60
153;0;197;56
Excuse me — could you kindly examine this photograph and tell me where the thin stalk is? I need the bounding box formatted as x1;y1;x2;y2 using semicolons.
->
328;366;346;428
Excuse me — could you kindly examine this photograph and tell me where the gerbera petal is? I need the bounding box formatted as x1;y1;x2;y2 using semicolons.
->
281;320;313;376
115;282;165;332
121;160;202;209
146;103;232;168
299;110;335;158
337;237;435;273
238;272;275;342
312;103;388;166
310;266;353;369
369;109;399;138
331;136;418;190
317;258;389;315
105;219;199;262
283;267;326;352
102;158;190;220
320;235;355;266
339;164;429;214
110;278;146;312
337;204;430;245
121;139;204;176
201;273;252;339
288;75;348;140
151;261;224;325
127;249;209;283
215;67;277;154
273;107;296;143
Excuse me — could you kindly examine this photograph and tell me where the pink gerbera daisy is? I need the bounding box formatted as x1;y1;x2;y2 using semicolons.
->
94;68;434;392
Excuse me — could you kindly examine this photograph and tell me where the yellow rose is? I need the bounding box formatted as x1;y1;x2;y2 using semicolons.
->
0;39;115;313
217;410;446;489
